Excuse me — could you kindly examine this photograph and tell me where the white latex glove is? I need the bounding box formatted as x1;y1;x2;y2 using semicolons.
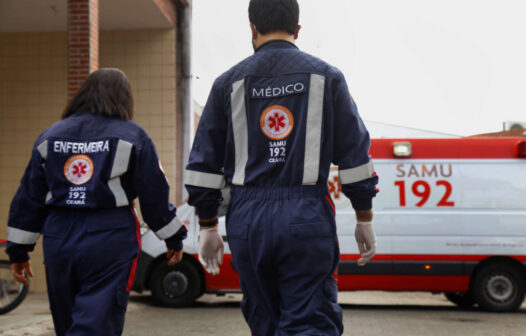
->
198;225;224;275
355;220;376;266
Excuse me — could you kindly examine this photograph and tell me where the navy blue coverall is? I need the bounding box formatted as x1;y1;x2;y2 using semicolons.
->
5;112;187;336
185;40;378;335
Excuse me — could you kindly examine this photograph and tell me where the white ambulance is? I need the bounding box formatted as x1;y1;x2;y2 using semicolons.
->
133;137;526;312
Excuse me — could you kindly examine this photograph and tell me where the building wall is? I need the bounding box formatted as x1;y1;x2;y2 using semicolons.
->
0;28;176;292
100;29;177;199
0;32;67;292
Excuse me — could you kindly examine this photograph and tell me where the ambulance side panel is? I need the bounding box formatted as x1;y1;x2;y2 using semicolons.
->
202;138;526;293
336;138;526;291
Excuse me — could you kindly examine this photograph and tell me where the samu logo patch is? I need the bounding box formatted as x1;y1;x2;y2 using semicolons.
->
259;105;294;140
64;154;94;185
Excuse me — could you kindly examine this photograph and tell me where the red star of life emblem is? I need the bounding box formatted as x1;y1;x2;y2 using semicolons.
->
72;162;87;178
328;175;342;199
268;113;286;131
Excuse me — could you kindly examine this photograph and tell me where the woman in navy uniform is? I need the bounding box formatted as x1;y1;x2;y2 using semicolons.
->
5;68;187;335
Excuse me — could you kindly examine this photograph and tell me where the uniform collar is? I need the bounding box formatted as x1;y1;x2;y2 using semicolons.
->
255;40;298;53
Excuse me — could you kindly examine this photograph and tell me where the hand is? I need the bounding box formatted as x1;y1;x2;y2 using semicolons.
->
167;248;184;266
198;225;224;275
355;220;376;266
11;261;33;286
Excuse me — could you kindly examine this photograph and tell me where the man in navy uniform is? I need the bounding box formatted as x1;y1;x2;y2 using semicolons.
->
185;1;378;334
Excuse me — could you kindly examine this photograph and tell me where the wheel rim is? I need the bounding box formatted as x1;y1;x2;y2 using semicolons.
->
0;267;25;309
485;274;515;303
162;271;188;298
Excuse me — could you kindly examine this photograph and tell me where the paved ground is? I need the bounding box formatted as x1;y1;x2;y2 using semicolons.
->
1;291;525;336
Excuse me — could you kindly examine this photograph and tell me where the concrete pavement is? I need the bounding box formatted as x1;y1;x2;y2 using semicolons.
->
1;292;525;335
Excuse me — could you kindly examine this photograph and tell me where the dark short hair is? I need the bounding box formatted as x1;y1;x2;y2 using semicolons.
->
249;0;299;35
63;68;134;120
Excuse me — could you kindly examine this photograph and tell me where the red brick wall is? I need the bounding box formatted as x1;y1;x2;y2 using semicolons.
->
67;0;99;99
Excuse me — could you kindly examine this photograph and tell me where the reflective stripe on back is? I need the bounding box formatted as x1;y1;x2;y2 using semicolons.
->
108;140;133;207
302;74;326;185
231;79;249;186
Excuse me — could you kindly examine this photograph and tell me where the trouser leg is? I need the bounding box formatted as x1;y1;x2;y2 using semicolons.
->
66;260;133;336
238;272;279;336
66;227;139;336
274;198;343;336
228;198;280;336
276;255;342;336
44;237;76;336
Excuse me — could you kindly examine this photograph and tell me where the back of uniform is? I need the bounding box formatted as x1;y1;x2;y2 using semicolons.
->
6;112;186;336
185;40;378;336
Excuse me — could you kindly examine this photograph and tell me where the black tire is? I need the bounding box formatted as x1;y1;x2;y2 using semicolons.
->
0;260;29;315
472;262;526;312
444;292;475;308
150;257;202;307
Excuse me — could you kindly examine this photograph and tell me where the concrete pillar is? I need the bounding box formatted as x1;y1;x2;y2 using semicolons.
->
67;0;99;99
175;0;192;204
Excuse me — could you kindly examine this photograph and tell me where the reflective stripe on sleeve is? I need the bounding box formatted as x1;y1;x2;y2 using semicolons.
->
108;140;133;207
184;169;225;189
7;227;40;245
37;140;48;160
45;191;52;203
302;74;326;185
37;140;48;171
339;160;375;184
231;79;249;186
154;216;183;240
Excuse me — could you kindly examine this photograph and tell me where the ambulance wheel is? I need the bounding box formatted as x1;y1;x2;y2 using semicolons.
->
150;258;201;307
444;292;475;308
472;263;526;312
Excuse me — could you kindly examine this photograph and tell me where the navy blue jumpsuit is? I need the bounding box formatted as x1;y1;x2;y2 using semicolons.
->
5;112;187;336
185;40;378;335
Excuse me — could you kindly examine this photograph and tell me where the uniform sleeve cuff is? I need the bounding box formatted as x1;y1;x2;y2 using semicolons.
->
196;206;218;222
350;197;373;211
164;224;188;252
6;242;33;264
8;251;30;264
165;237;183;252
